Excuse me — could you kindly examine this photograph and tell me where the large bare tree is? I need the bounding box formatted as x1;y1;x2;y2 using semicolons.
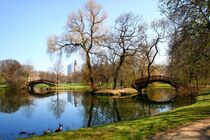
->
47;0;107;91
143;19;168;80
104;13;145;89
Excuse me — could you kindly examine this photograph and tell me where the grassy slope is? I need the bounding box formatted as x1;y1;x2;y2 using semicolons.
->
23;90;210;140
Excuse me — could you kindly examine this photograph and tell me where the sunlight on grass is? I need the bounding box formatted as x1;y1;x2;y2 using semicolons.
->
34;84;49;88
0;84;8;88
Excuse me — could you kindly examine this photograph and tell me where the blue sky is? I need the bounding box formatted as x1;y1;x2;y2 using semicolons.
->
0;0;165;74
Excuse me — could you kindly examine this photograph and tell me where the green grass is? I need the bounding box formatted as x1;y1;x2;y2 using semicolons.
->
0;84;8;88
34;83;91;91
147;82;173;89
48;83;91;91
34;84;50;88
22;90;210;140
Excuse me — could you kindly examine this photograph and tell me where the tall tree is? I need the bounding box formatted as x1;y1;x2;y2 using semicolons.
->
160;0;210;84
51;56;63;86
159;0;209;32
47;0;107;91
105;13;145;89
144;19;168;80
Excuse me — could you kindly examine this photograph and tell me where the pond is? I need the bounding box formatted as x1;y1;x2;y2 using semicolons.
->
0;88;195;139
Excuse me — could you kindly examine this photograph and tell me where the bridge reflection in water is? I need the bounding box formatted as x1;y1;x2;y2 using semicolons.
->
143;87;176;102
132;75;179;92
132;75;179;102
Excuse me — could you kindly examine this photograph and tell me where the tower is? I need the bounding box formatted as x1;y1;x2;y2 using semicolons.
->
74;60;77;72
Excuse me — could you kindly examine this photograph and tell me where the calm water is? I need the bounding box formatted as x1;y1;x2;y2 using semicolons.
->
145;88;177;102
0;89;195;139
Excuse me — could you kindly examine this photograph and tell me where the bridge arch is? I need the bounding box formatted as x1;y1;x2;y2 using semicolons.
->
132;75;179;91
28;79;56;91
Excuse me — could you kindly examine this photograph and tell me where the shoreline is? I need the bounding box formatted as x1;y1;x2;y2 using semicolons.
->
93;87;138;97
21;89;210;140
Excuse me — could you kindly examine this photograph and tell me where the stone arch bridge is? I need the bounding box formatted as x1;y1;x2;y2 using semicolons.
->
27;79;56;91
131;75;180;92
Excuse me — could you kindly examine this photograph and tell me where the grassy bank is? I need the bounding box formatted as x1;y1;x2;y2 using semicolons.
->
35;83;91;91
0;84;8;88
22;90;210;140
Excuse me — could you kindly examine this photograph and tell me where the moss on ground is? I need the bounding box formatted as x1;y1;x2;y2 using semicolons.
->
21;90;210;140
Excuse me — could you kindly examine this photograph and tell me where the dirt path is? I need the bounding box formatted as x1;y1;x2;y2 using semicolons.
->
148;118;210;140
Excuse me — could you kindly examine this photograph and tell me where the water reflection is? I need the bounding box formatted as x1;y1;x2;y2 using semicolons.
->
48;92;66;119
0;90;195;139
67;91;83;107
143;86;176;102
32;87;49;94
21;95;35;119
0;89;34;114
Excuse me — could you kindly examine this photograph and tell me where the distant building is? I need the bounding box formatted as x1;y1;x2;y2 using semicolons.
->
74;60;77;72
67;64;72;75
67;60;77;75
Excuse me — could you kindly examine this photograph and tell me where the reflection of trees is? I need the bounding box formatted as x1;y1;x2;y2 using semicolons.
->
81;93;186;128
113;99;121;121
87;96;94;127
67;92;82;107
21;93;35;119
0;89;34;114
80;92;195;128
81;93;95;127
82;94;163;127
48;92;66;119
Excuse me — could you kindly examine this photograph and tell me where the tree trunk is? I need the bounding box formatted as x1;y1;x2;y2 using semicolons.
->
147;62;151;80
56;74;59;86
112;56;124;89
86;52;96;91
146;39;159;81
113;75;118;89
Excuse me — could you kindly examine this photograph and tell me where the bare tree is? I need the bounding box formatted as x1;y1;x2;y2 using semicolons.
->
143;19;168;80
23;60;34;82
105;13;145;89
47;0;107;91
51;56;63;86
48;92;66;119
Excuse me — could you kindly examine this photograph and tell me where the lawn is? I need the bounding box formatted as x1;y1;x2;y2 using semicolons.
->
47;83;91;91
22;90;210;140
0;84;8;88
